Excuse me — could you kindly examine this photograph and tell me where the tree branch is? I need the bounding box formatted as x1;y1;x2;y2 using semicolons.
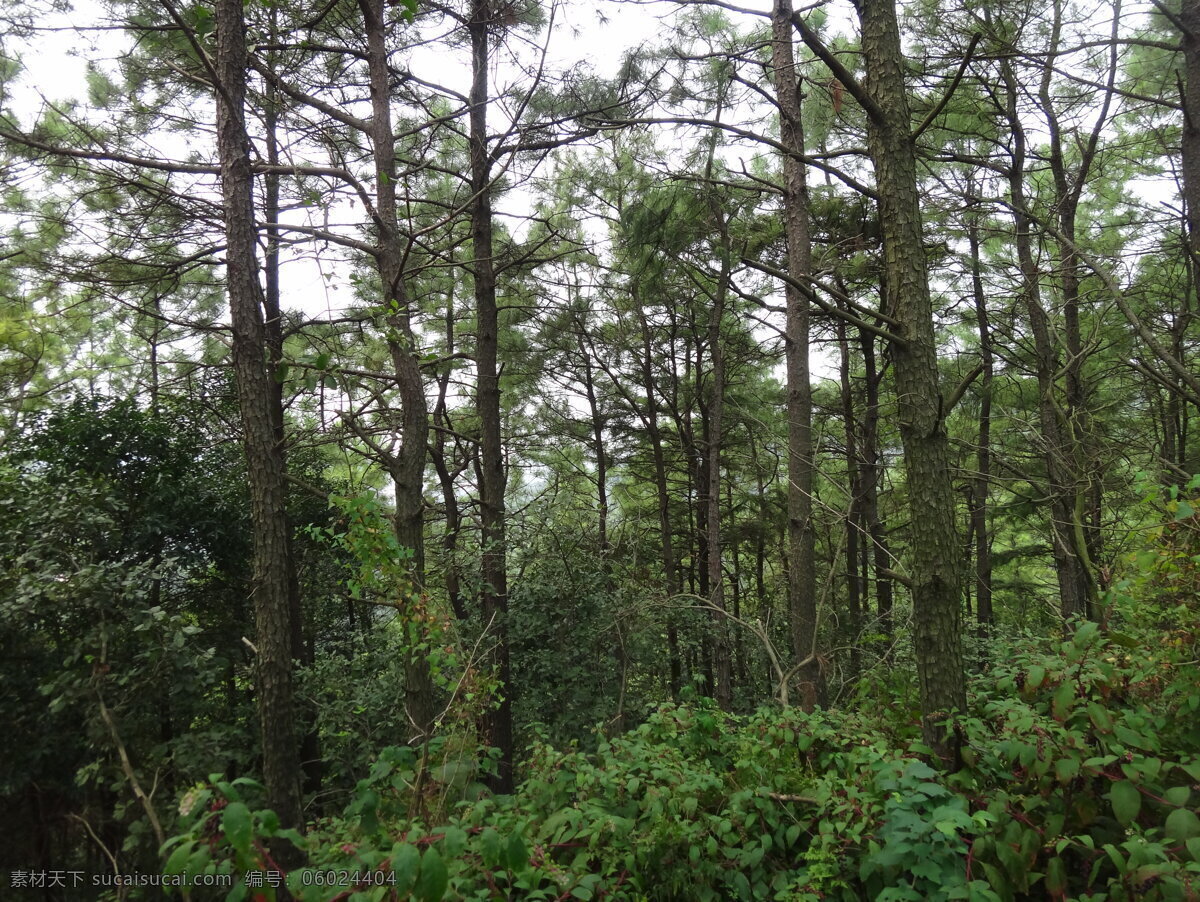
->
741;257;906;345
790;12;885;124
944;362;984;415
912;33;982;142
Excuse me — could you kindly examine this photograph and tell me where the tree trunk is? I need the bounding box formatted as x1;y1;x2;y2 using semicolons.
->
432;321;468;621
966;207;993;628
858;0;967;759
636;301;683;697
576;332;609;555
1178;1;1200;477
361;0;436;739
469;0;513;793
772;0;821;708
704;217;732;711
1037;0;1113;617
997;48;1091;621
837;314;862;680
860;328;892;641
261;13;321;800
214;0;302;839
1180;0;1200;278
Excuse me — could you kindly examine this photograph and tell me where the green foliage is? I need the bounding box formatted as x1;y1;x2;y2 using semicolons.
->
956;605;1200;900
169;699;997;900
7;0;1200;893
507;548;649;747
859;760;994;901
162;775;304;902
303;493;418;602
164;512;1200;899
298;491;495;801
1124;472;1200;611
0;397;265;880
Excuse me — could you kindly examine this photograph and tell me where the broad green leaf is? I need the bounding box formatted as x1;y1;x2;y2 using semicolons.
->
478;828;502;867
1055;757;1080;784
1109;780;1141;827
1045;857;1067;894
1087;702;1112;732
184;846;211;882
981;863;1008;895
274;828;304;846
1073;621;1099;648
1186;837;1200;862
1026;665;1046;691
164;840;195;875
390;843;420;895
1052;682;1075;720
440;825;468;858
1114;724;1151;750
1178;760;1200;782
221;802;253;854
730;871;751;900
1165;807;1200;841
505;833;528;872
1164;786;1192;807
415;846;448;902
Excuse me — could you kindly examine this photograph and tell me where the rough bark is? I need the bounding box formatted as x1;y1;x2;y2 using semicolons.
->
360;0;436;738
837;314;862;679
469;0;513;793
860;329;892;640
997;48;1092;621
214;0;302;838
772;0;821;708
858;0;967;758
1181;0;1200;275
689;330;710;608
1180;0;1200;474
432;302;468;622
636;301;683;696
1036;0;1115;616
966;209;993;627
574;328;610;555
705;215;732;711
261;16;321;799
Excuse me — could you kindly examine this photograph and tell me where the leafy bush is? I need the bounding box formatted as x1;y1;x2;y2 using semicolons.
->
163;490;1200;901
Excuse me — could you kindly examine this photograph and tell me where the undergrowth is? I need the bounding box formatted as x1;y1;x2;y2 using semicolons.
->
165;505;1200;901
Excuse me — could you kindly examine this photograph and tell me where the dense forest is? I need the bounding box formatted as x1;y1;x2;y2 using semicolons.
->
1;0;1199;897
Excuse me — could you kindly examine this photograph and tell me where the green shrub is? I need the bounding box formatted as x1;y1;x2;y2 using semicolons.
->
162;494;1200;901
